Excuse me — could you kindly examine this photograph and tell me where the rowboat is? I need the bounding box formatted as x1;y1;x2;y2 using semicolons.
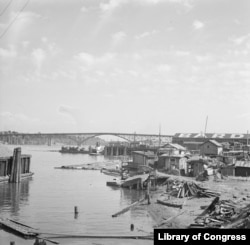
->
156;199;183;208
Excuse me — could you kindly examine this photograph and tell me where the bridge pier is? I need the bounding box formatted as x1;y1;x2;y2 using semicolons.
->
104;145;130;157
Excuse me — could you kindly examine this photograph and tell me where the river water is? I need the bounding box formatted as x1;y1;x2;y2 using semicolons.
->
0;145;153;245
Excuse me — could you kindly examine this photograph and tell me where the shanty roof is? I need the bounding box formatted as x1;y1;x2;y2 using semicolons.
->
201;140;222;147
0;144;12;158
159;154;186;158
132;151;155;157
186;156;206;162
162;143;186;151
235;161;250;168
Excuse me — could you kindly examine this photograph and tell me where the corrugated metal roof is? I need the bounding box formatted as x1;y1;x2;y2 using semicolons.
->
235;161;250;168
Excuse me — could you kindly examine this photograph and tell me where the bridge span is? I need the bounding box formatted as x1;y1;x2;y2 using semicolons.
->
0;132;172;146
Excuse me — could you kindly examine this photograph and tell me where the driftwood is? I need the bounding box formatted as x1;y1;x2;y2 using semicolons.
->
192;198;250;228
112;197;145;217
36;236;59;244
222;204;250;229
156;210;186;227
198;196;220;217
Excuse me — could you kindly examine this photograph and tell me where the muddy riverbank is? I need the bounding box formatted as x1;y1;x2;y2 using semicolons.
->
143;175;250;229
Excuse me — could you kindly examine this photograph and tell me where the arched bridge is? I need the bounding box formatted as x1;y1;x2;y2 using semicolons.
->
0;132;172;146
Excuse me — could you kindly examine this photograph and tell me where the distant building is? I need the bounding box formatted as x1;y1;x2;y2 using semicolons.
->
182;141;202;152
173;133;249;146
158;143;186;156
199;140;223;156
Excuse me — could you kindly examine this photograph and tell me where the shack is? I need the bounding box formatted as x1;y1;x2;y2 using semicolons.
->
220;161;250;177
123;151;156;175
187;156;208;177
235;161;250;177
0;145;33;183
158;143;186;156
157;154;187;176
220;164;235;177
182;141;202;152
132;151;156;167
199;140;223;157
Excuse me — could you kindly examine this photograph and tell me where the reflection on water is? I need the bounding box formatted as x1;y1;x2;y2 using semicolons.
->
0;145;153;245
0;180;31;217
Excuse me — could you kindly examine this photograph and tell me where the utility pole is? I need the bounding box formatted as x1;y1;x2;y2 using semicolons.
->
204;116;208;138
158;123;161;148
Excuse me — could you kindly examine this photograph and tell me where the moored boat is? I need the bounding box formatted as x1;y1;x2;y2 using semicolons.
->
156;199;183;208
59;146;89;154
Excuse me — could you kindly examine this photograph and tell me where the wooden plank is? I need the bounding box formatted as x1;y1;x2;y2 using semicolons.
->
196;196;220;220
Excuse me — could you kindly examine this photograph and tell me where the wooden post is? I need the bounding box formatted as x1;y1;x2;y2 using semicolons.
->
130;224;134;231
124;147;127;156
9;148;21;183
74;206;79;219
147;181;151;204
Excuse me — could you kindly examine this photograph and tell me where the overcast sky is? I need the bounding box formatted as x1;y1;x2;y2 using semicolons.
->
0;0;249;135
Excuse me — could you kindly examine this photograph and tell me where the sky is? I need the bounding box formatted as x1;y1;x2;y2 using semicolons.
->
0;0;249;135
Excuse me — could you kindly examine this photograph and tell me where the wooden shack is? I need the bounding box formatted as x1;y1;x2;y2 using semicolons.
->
199;140;223;156
158;143;186;156
0;145;33;183
132;151;156;168
220;161;250;177
220;164;235;177
235;161;250;177
158;154;187;175
187;157;207;177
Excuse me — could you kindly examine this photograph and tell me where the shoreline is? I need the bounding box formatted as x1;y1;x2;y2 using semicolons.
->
143;175;250;229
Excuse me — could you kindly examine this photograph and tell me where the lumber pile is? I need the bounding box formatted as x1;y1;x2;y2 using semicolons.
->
167;180;220;198
192;199;244;228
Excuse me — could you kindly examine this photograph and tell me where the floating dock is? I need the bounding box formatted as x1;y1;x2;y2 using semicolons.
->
0;218;38;238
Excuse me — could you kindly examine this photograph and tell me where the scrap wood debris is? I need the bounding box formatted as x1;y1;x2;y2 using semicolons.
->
191;198;250;229
166;179;220;198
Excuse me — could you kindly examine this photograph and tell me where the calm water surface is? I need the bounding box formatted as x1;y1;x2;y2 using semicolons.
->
0;145;153;245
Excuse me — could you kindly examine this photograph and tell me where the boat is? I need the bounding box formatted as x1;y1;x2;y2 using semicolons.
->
156;199;183;208
89;143;104;155
101;169;121;177
59;146;89;154
106;181;122;187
